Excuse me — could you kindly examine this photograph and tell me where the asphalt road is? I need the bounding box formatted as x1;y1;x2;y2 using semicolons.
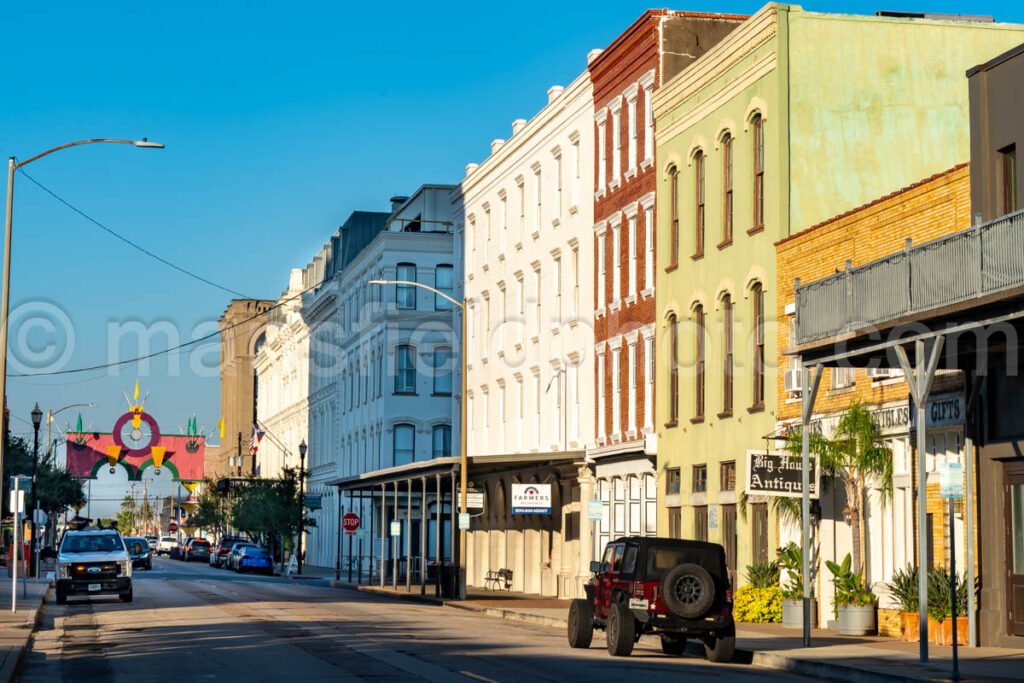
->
18;557;811;682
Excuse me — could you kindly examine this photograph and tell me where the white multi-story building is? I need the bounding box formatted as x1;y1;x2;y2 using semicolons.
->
455;69;596;598
254;268;311;481
305;188;461;578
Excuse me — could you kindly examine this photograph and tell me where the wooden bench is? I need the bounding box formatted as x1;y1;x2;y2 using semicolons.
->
484;568;513;590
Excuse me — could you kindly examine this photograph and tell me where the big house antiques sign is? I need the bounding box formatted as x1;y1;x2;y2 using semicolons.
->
745;450;820;499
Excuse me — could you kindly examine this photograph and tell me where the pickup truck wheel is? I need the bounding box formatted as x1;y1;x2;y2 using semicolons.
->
661;563;715;619
660;634;687;655
55;586;67;605
704;628;735;663
567;599;594;648
119;587;133;604
606;602;636;657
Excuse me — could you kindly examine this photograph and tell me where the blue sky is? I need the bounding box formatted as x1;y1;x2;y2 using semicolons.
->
4;0;1023;500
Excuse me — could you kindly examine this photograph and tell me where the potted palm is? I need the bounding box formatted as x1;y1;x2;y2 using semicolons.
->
927;566;970;646
885;564;920;641
778;542;817;629
826;553;877;635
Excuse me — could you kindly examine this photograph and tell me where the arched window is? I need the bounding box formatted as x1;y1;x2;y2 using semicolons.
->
752;114;765;231
395;344;416;394
396;263;417;309
432;424;452;458
721;294;733;416
668;313;679;425
393;424;415;466
721;133;733;244
694;150;705;257
694;304;705;419
751;283;765;408
669;166;680;268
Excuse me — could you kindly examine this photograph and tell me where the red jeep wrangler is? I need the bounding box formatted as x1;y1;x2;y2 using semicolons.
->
568;536;735;661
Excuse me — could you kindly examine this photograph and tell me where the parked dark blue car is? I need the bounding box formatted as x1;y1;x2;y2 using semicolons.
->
124;537;153;570
235;546;273;575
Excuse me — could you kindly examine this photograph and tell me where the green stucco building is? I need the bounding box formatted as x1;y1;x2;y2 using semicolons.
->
652;3;1024;584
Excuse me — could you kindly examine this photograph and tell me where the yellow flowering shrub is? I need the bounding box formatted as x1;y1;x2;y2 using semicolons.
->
733;585;783;623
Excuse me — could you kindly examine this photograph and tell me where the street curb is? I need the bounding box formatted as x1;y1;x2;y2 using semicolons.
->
5;584;50;683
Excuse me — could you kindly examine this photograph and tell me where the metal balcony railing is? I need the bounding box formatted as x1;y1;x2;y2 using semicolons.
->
794;209;1024;345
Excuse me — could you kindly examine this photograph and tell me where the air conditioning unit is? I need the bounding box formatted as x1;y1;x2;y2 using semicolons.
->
866;367;892;380
784;369;803;394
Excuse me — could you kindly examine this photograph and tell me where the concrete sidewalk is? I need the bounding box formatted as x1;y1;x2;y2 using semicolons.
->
0;580;48;682
332;582;1024;682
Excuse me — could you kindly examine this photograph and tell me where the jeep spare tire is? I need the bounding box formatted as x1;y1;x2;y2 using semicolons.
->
661;563;715;618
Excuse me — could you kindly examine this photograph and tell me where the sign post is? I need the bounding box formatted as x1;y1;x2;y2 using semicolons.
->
940;461;963;682
9;475;29;612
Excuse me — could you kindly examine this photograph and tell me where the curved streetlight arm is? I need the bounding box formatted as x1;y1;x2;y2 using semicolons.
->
368;279;464;310
48;402;96;422
15;138;164;169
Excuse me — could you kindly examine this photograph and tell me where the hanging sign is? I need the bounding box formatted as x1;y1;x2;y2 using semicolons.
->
390;521;401;537
511;484;552;515
746;450;819;499
940;461;964;499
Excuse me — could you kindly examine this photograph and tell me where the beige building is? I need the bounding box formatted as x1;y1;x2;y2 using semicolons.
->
210;298;273;479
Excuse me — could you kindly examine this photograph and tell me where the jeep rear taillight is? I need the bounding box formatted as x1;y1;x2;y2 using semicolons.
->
726;589;733;604
631;581;646;599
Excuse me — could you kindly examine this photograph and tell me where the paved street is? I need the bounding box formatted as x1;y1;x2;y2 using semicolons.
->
18;557;810;683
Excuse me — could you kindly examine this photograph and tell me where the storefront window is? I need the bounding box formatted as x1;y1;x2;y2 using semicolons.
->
1013;484;1024;575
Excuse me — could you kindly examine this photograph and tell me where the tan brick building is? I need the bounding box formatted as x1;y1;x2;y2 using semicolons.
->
775;164;973;631
208;299;273;479
588;9;744;554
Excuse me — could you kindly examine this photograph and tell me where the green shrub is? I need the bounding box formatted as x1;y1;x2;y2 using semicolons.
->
886;564;918;613
733;585;783;623
927;566;972;622
745;560;780;589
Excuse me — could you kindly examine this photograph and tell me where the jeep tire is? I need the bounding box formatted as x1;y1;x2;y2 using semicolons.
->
661;563;715;619
661;634;687;655
606;602;636;657
119;586;133;603
704;626;736;663
55;585;67;606
567;599;594;649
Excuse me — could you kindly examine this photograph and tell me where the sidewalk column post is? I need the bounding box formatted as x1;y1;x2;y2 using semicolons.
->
435;473;442;597
800;364;823;648
406;478;412;591
380;483;386;588
393;480;399;589
420;476;427;595
450;474;457;597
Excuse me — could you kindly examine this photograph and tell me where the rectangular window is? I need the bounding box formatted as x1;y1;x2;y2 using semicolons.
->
396;264;416;309
554;153;562;218
435;265;453;310
692;465;707;493
534;168;542;231
534;375;542;446
432;425;451;458
627;96;637;172
597;353;606;438
695;305;705;419
570;362;580;441
666;468;681;495
722;294;733;416
644;206;654;290
832;366;857;390
753;114;765;230
483;207;490;261
394;425;415;466
516;275;525;345
1001;144;1018;215
555;256;563;324
518;179;526;244
498;384;506;450
643;85;653;163
611;348;621;435
483;390;489;431
572;138;580;206
597;233;606;309
571;246;580;320
627;343;637;432
752;283;765;408
597;117;607;190
395;345;416;394
611;223;621;304
533;268;542;338
483;295;490;354
669;315;679;424
695;151;705;257
499;194;507;254
669;169;679;267
612;105;622;180
627;215;637;297
516;378;525;449
720;461;736;491
644;336;654;431
500;286;508;348
432;347;452;395
722;133;733;244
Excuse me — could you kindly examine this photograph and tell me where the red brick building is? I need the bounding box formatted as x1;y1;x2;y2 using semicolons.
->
588;10;744;552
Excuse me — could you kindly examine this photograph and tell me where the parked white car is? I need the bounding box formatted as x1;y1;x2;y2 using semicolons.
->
157;536;177;556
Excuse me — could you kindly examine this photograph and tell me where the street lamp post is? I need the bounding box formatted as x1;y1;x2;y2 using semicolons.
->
297;439;307;576
46;403;95;467
369;278;467;599
0;139;163;491
29;403;41;578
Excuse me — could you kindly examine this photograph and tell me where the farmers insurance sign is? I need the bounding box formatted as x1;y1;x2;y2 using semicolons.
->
745;450;820;499
511;483;552;515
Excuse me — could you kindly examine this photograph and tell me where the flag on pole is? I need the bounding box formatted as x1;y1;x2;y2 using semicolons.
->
133;379;140;401
217;417;225;439
249;425;264;456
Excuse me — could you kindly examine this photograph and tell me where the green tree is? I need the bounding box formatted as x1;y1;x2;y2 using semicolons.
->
117;495;134;534
230;467;305;558
190;480;229;537
3;436;85;520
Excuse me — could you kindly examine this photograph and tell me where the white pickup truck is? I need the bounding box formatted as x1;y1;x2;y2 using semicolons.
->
157;536;178;556
55;529;133;604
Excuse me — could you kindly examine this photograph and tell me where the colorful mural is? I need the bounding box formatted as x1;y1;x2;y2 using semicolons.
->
66;404;204;482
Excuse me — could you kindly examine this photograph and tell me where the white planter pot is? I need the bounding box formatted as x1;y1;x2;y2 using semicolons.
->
837;604;877;636
782;599;818;630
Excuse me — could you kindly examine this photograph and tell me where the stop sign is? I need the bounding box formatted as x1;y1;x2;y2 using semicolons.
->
168;521;179;532
342;512;360;535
